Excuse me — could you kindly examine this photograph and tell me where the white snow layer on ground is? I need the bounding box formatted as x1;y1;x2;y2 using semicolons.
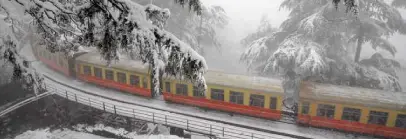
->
20;38;379;139
14;128;183;139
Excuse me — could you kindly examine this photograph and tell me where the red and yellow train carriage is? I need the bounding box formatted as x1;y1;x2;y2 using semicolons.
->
32;44;70;76
74;52;285;120
32;44;406;138
75;53;152;97
298;82;406;138
162;71;284;120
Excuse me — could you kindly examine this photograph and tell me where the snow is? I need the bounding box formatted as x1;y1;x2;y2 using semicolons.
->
74;124;138;138
267;34;327;75
15;128;110;139
241;36;270;68
14;127;183;139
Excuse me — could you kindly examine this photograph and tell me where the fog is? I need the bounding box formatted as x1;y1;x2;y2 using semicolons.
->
201;0;406;75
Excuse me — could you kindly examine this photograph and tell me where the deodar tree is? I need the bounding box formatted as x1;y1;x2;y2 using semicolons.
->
241;0;405;110
240;14;280;74
136;0;229;56
0;0;208;95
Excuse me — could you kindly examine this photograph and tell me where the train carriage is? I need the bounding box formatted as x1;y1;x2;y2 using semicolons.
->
163;71;284;120
298;82;406;138
32;43;70;76
75;53;152;97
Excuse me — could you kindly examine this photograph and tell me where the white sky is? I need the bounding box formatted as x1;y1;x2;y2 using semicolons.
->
202;0;288;40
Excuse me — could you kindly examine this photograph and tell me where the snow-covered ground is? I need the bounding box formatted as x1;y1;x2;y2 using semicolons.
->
14;126;183;139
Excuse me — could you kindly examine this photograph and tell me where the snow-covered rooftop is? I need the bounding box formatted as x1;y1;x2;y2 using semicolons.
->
301;82;406;111
205;71;283;94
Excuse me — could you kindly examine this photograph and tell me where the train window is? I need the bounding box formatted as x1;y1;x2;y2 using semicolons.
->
230;91;243;104
250;94;264;108
165;82;171;93
94;67;102;78
368;111;388;126
117;72;127;84
83;65;91;76
142;77;148;88
193;86;205;97
105;70;114;80
341;107;361;122
130;75;140;87
301;102;310;114
176;84;188;96
270;97;277;110
395;114;406;129
211;89;224;101
317;104;335;119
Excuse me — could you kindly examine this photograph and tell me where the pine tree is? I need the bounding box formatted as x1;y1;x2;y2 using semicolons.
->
0;0;208;95
240;14;279;74
135;0;228;55
241;0;405;95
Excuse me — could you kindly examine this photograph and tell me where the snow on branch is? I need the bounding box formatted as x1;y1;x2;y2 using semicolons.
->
369;37;397;56
265;34;328;76
240;36;271;69
357;65;402;91
0;0;207;94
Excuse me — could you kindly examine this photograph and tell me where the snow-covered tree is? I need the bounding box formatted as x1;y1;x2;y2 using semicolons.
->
240;14;280;74
241;0;405;111
0;0;208;95
136;0;228;55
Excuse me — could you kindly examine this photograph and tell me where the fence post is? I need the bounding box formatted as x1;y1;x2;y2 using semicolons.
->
252;133;254;139
75;94;77;102
222;127;224;137
152;113;155;123
186;120;189;130
114;105;116;115
88;98;91;106
103;102;105;111
133;109;135;118
210;125;212;135
65;91;68;99
165;115;167;125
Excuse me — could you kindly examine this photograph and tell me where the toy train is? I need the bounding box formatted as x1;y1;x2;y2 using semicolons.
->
32;43;406;138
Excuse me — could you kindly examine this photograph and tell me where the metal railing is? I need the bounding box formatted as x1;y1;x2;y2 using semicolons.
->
0;92;51;117
44;83;295;139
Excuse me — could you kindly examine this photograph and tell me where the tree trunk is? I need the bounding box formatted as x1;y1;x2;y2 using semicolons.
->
354;36;363;63
351;27;364;86
150;53;160;97
197;15;203;56
354;27;364;63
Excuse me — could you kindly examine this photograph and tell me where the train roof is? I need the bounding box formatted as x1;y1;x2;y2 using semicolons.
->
204;71;284;94
301;82;406;111
76;52;150;73
76;52;284;94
